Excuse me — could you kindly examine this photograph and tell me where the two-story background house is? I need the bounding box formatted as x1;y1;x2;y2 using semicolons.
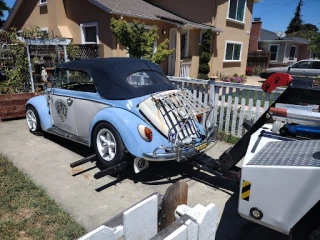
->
4;0;259;78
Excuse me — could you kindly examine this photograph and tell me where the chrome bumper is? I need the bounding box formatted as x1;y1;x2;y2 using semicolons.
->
142;125;215;162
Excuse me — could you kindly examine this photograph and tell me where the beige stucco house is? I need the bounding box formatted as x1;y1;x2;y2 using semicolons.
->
4;0;259;78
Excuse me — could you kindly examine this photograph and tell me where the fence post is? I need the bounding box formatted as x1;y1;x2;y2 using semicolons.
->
209;78;216;127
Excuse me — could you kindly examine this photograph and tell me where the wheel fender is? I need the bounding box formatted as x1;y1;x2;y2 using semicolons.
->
26;95;52;131
89;108;167;158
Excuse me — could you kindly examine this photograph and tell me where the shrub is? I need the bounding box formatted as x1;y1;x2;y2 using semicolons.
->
199;64;210;74
246;68;253;76
219;72;247;83
253;68;261;76
198;29;212;79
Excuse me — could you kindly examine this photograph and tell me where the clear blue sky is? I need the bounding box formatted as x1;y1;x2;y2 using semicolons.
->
3;0;320;33
253;0;320;32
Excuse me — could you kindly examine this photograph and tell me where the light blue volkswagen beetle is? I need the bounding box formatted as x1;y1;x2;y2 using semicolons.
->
26;58;214;172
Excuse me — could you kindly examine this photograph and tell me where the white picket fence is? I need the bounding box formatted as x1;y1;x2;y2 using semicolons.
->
167;76;285;137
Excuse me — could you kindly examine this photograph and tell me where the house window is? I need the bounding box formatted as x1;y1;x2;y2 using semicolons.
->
268;44;279;62
80;23;99;44
225;41;242;61
181;30;189;58
289;46;296;61
228;0;246;22
39;0;47;5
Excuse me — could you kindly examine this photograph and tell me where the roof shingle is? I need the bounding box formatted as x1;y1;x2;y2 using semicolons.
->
92;0;222;31
259;29;309;44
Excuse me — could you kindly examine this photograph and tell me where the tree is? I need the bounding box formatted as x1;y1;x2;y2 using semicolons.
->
110;18;173;64
287;29;318;40
0;0;10;28
198;29;212;80
308;32;320;58
286;0;303;34
301;23;319;32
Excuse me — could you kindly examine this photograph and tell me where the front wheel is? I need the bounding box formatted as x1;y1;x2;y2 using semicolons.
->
26;106;41;134
93;122;127;169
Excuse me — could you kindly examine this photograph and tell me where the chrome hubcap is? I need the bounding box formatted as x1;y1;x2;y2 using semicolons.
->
96;129;116;161
26;109;37;131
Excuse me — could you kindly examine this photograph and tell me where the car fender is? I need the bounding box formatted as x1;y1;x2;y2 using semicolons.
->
89;108;167;158
26;95;52;131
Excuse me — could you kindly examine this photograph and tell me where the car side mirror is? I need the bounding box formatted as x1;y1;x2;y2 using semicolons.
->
287;66;291;73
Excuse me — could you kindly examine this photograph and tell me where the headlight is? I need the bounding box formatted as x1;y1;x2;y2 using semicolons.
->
138;125;153;142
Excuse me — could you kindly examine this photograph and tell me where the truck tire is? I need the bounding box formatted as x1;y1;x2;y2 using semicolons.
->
308;227;320;240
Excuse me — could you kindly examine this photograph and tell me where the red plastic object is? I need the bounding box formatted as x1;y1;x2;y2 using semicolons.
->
262;73;293;93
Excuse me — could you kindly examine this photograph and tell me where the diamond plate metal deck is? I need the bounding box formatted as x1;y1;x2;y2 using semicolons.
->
248;140;320;167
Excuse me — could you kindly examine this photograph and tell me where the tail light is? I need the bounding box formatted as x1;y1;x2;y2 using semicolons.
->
196;114;203;123
138;125;153;142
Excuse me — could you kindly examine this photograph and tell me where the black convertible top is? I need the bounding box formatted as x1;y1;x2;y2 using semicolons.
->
57;58;175;100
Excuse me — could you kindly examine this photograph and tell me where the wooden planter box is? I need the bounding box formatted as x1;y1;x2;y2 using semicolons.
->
0;93;36;120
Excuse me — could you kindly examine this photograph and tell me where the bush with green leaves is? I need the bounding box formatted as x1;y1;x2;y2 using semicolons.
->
110;18;173;64
198;29;212;80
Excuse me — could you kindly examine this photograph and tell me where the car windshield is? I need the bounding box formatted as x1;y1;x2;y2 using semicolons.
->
127;71;171;87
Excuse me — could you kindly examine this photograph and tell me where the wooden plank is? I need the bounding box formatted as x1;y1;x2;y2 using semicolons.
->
203;84;209;125
237;89;247;137
231;88;240;136
247;90;254;121
181;81;185;89
218;87;226;131
263;93;270;112
0;93;35;101
0;105;25;114
159;180;188;231
0;99;29;107
213;86;220;127
199;84;203;103
224;87;233;133
0;110;26;120
254;91;262;122
193;84;197;98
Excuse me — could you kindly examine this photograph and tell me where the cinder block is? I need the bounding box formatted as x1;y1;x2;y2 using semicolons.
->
164;225;188;240
123;194;158;240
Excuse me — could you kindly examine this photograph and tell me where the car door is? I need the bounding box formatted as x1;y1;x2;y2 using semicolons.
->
311;61;320;77
289;60;313;76
49;69;78;135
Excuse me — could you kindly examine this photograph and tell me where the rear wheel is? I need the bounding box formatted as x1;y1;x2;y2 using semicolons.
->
93;122;127;169
26;105;41;134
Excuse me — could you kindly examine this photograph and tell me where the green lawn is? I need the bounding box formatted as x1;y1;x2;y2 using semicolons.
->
0;154;86;240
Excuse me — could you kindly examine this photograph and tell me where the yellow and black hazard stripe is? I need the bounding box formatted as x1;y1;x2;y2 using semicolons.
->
241;180;251;201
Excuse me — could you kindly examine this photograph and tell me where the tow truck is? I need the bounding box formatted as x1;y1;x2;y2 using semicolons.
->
214;73;320;240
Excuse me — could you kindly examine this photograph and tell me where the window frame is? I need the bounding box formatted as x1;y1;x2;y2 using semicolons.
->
227;0;247;24
288;45;297;61
181;29;190;59
80;22;99;44
38;0;47;6
55;68;96;93
268;44;280;62
224;40;243;62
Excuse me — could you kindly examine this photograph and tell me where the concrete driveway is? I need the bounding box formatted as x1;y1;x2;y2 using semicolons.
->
0;119;287;240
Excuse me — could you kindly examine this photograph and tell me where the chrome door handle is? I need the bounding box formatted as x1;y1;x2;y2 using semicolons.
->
67;98;73;106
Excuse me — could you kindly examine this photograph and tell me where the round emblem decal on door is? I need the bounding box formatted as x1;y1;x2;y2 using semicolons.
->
55;100;68;122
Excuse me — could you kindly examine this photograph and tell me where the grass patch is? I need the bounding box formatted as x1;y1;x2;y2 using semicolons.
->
0;154;86;239
217;131;240;145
